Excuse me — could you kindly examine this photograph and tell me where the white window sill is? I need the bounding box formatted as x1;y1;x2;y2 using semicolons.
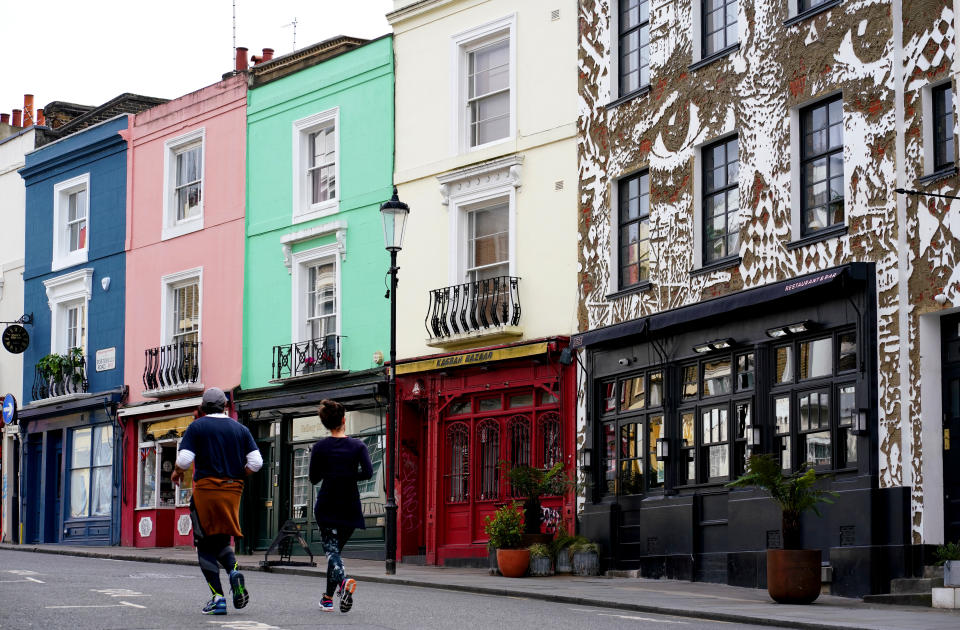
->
51;250;89;273
293;200;339;225
465;135;513;155
161;216;204;241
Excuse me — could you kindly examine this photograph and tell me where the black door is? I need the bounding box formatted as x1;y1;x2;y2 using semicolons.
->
943;313;960;544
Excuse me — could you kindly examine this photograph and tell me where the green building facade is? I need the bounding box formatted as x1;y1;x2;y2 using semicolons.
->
238;35;393;559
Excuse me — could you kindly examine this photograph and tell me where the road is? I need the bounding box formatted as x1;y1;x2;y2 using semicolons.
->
0;549;787;629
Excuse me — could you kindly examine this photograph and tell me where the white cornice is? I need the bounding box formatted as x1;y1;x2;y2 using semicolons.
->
437;154;523;205
280;219;348;272
387;0;456;24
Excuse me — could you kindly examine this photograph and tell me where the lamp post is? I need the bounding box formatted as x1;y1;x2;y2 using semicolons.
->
380;186;409;576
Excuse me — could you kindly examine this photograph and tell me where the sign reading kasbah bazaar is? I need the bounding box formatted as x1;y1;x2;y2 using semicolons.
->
396;343;548;375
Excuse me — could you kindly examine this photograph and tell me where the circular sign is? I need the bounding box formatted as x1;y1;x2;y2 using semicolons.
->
2;325;29;354
2;394;16;425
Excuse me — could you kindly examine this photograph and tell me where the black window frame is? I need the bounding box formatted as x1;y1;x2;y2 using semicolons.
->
798;0;833;11
618;170;652;290
800;95;845;236
618;0;651;97
702;0;738;58
702;135;740;264
933;82;956;172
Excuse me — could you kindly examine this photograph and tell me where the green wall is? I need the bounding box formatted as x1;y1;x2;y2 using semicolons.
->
243;36;394;389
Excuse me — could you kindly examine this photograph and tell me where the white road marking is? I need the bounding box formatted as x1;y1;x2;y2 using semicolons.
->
7;570;40;575
91;588;149;598
0;578;44;584
25;577;45;583
120;601;147;609
46;604;134;609
598;613;688;623
207;622;283;630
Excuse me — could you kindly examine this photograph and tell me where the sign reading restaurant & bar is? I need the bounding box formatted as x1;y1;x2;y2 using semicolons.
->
396;342;549;375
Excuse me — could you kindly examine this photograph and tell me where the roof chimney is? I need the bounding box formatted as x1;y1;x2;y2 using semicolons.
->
1;113;9;124
235;47;248;72
36;108;45;126
12;109;22;127
252;47;275;64
23;94;33;127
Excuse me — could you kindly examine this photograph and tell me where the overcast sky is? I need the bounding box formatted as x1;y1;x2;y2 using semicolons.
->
0;0;393;119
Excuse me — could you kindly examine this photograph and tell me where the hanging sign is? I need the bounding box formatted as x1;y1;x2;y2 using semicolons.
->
2;325;29;354
2;394;17;426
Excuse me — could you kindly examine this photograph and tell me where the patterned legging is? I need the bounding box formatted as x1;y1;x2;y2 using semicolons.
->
320;526;354;597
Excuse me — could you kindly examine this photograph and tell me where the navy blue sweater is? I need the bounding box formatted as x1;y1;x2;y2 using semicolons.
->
309;436;373;529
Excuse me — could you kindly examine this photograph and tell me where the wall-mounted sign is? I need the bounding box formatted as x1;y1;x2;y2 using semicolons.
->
95;347;116;372
2;394;16;425
2;325;29;354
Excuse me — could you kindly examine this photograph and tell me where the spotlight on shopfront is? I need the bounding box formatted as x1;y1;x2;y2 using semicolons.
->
854;409;869;435
747;425;762;449
693;342;712;354
786;320;816;334
656;437;670;460
765;326;789;338
579;447;592;471
693;338;736;353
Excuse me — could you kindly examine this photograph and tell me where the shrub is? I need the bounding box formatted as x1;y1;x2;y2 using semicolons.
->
484;502;524;550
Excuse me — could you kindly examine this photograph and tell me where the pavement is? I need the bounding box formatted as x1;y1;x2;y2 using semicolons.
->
2;542;959;630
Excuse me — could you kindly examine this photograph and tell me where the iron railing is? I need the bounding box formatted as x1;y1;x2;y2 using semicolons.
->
272;335;340;379
31;355;88;401
143;340;201;392
426;276;521;339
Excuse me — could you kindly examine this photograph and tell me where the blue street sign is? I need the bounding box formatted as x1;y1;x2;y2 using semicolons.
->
2;393;16;425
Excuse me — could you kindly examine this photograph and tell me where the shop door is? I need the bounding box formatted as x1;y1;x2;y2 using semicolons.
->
43;431;62;543
943;313;960;543
254;439;277;549
24;434;42;544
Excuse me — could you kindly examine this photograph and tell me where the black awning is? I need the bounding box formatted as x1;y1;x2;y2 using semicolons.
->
235;383;385;415
18;387;126;422
573;263;867;348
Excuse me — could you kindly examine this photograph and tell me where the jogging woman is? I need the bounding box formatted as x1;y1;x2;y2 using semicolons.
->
309;399;373;613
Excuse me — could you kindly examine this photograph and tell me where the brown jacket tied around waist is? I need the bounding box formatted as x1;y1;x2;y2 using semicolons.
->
193;477;244;537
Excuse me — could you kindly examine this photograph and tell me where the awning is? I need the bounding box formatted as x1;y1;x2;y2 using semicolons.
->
573;263;867;349
18;387;126;422
143;415;193;439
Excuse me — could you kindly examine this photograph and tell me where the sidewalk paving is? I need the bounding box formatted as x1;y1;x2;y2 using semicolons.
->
3;542;959;630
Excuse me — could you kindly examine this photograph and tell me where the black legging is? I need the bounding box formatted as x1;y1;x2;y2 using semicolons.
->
197;534;238;597
319;526;355;597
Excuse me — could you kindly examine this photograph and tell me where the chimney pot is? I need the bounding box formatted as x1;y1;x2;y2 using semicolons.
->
235;47;249;72
23;94;34;127
1;113;9;124
262;47;274;61
12;109;22;127
37;108;45;126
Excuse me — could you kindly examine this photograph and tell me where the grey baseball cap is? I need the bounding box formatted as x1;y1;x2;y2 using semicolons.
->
202;387;228;407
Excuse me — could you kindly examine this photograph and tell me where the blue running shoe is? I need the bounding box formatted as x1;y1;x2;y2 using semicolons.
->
337;578;356;613
319;594;334;612
202;595;227;615
229;570;249;609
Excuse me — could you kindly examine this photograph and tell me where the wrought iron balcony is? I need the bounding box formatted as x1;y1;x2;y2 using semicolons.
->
426;276;521;340
31;352;88;402
272;335;341;380
143;340;201;394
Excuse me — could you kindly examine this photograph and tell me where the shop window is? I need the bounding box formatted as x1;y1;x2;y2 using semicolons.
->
680;412;696;484
507;415;531;496
733;401;752;477
703;357;732;396
446;423;470;503
357;432;384;498
292;446;311;519
649;371;663;406
837;384;858;467
775;345;794;383
648;415;664;488
70;425;113;519
736;353;755;390
701;407;729;481
837;331;857;372
621;375;645;410
538;411;562;469
603;382;618;412
603;421;617;494
138;447;157;508
799;390;831;468
799;337;832;380
509;392;533;408
449;399;472;416
138;416;193;509
620;422;644;495
775;395;792;471
539;390;559;405
598;371;665;495
682;364;699;399
479;396;502;412
478;419;501;500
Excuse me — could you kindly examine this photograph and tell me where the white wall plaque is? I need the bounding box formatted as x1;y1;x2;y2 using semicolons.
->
96;347;116;372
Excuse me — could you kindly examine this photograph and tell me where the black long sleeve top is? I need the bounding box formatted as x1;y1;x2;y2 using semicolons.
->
309;436;374;529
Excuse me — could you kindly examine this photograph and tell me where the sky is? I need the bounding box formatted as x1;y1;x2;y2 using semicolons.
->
0;0;393;119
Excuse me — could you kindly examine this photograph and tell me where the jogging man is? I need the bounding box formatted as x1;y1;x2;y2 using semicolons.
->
309;399;373;613
172;387;262;615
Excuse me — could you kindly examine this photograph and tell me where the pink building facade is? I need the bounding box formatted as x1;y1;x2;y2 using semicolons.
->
118;74;246;547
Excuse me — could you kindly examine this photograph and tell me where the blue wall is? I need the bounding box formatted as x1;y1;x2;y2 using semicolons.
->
19;116;128;402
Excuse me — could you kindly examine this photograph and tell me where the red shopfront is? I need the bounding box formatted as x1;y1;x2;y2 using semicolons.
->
393;338;576;566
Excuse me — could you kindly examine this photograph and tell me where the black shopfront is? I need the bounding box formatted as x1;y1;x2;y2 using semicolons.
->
575;263;918;597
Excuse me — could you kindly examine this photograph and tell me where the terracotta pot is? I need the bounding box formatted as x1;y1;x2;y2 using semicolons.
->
497;548;531;578
766;549;821;604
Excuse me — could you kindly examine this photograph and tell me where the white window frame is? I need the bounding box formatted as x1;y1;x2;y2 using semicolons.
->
136;419;191;510
292;108;340;224
160;266;203;351
789;90;845;240
291;243;341;344
922;79;956;176
43;268;93;356
162;128;205;241
52;173;90;272
451;14;517;155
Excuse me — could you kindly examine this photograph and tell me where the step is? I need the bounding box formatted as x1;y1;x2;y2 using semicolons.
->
924;565;945;579
862;592;932;607
401;555;427;566
890;577;944;593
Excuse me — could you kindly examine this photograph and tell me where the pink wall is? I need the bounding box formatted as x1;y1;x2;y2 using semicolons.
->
123;75;246;405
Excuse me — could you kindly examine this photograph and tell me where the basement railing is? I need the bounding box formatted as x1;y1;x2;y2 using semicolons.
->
425;276;521;339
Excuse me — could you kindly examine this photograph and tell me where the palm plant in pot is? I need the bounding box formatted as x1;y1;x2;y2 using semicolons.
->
727;453;836;604
483;502;529;578
504;462;573;545
934;541;960;587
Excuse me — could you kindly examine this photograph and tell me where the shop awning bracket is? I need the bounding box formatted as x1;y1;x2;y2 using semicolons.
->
259;519;317;569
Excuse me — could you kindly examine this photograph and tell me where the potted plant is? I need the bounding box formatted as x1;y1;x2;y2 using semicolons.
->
483;502;529;578
935;541;960;587
551;528;584;574
504;462;573;544
570;540;600;576
727;453;837;604
528;543;553;577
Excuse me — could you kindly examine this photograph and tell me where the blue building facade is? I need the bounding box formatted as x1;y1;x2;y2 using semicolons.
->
17;115;129;545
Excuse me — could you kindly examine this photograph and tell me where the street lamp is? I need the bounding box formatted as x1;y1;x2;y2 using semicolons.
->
381;186;409;576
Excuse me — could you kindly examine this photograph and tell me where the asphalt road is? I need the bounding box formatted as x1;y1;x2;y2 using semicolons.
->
0;549;786;629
